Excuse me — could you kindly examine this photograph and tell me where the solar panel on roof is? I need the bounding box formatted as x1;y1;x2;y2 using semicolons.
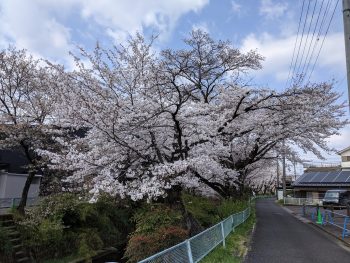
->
298;172;315;183
309;171;327;183
333;171;350;183
321;171;338;183
329;171;342;183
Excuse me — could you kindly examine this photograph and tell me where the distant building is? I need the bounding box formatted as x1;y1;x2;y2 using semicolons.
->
292;170;350;199
292;146;350;199
338;146;350;170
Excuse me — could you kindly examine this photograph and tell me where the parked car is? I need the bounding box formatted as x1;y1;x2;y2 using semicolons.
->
322;190;350;209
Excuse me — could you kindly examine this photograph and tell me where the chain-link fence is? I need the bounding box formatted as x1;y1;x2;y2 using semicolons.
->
138;205;252;263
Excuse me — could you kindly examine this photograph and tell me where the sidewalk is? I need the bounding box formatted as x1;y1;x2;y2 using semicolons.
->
284;205;350;245
245;199;350;263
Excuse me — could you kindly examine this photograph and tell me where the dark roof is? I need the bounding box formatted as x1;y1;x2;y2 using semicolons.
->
0;149;28;173
293;170;350;187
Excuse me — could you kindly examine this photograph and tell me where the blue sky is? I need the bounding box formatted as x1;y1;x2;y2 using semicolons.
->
0;0;348;167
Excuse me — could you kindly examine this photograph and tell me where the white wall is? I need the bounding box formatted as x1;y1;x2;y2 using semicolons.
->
0;173;41;198
341;149;350;168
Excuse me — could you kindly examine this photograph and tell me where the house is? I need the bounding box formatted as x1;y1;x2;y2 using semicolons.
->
292;170;350;199
338;146;350;170
0;149;41;207
292;145;350;199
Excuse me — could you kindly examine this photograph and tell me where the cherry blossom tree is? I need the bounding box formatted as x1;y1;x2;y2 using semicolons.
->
0;47;60;214
43;30;348;201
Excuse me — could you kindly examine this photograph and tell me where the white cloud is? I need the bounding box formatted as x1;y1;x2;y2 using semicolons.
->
240;32;346;83
78;0;208;42
192;22;210;33
0;0;209;65
0;0;74;65
231;1;242;14
327;125;350;151
259;0;288;20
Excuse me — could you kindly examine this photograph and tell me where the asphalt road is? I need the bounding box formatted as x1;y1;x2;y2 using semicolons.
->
245;198;350;263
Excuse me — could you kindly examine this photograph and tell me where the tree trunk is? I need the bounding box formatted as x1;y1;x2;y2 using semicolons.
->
17;170;36;215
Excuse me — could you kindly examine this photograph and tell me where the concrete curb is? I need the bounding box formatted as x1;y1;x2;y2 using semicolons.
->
243;222;256;262
281;205;350;248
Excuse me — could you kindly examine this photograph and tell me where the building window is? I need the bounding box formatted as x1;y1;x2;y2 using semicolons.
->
342;156;350;162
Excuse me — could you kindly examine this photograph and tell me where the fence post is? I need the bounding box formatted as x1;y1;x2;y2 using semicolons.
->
220;222;226;248
186;240;194;263
11;198;15;207
231;215;234;230
331;205;334;218
347;204;350;217
302;203;306;217
342;217;349;239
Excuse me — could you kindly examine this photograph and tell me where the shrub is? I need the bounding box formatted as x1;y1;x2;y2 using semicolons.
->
132;204;183;235
125;226;188;263
18;218;74;261
17;193;134;262
182;193;221;227
0;224;14;262
216;199;248;219
124;204;188;263
77;229;104;259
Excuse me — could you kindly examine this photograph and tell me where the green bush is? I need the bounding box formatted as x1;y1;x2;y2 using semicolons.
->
77;229;104;259
17;193;134;262
182;193;221;227
182;193;250;226
216;199;248;219
18;218;74;261
0;224;14;262
125;225;188;263
132;204;183;235
124;204;188;263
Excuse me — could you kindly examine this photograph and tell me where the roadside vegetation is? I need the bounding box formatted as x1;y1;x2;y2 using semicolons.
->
0;224;14;262
201;204;256;263
3;192;252;263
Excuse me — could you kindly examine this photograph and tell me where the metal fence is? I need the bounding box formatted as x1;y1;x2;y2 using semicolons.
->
322;210;350;239
138;206;252;263
284;197;323;206
300;205;350;239
0;197;39;208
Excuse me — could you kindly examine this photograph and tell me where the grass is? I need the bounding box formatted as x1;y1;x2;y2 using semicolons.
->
277;199;284;205
201;205;256;263
182;193;250;227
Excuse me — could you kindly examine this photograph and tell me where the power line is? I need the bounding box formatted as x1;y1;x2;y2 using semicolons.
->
288;0;311;87
298;0;325;82
284;0;306;89
302;0;332;82
306;0;340;83
295;0;318;79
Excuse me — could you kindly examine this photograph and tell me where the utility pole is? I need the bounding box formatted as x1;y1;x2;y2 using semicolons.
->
276;156;280;189
282;141;287;198
343;0;350;108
